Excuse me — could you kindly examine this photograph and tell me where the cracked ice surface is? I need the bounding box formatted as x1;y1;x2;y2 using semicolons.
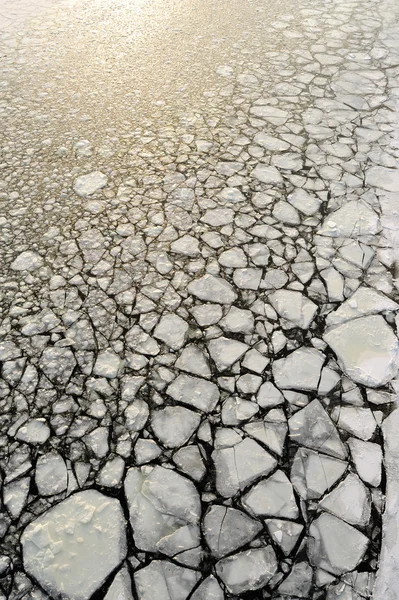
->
1;0;399;598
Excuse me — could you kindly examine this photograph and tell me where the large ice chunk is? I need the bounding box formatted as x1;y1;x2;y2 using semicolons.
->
320;473;371;527
269;290;317;329
290;448;347;500
216;547;277;594
212;435;277;497
208;337;249;371
273;348;325;392
73;171;108;196
308;513;369;575
203;505;262;558
187;274;237;304
324;315;399;387
318;200;379;237
134;561;200;600
22;491;126;600
167;374;219;413
151;406;200;448
288;400;347;459
242;470;299;519
124;466;201;565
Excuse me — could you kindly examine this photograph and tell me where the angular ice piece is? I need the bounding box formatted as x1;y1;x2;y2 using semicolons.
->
190;304;223;326
348;438;382;487
336;406;376;441
125;326;160;356
265;519;303;556
233;268;262;290
104;566;133;600
156;525;201;566
188;274;237;304
22;491;126;600
218;187;245;204
151;406;200;448
244;419;287;456
338;239;374;269
16;419;50;445
273;348;325;392
153;314;189;350
35;453;68;496
288;188;321;215
134;561;200;600
272;152;303;172
173;446;206;481
320;473;371;527
39;347;76;385
203;505;262;558
242;470;299;519
134;439;162;465
218;247;247;268
326;287;399;327
254;132;290;151
191;575;224;600
291;447;347;500
220;306;254;334
208;337;249;371
308;513;369;575
221;397;259;425
366;389;395;406
277;562;313;597
4;477;30;519
175;345;211;378
125;399;149;432
216;547;277;594
366;166;399;193
272;201;300;225
124;466;201;556
250;105;289;125
212;436;277;497
269;290;317;329
171;235;200;256
94;351;123;379
97;457;125;488
236;373;262;394
318;200;380;237
167;374;219;413
0;341;21;361
288;400;347;459
11;251;44;272
251;164;283;184
257;381;284;408
84;427;109;458
320;267;345;302
73;171;107;197
201;208;234;226
247;242;270;266
242;349;270;374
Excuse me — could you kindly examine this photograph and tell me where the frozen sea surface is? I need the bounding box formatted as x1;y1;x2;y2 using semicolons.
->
0;0;399;598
